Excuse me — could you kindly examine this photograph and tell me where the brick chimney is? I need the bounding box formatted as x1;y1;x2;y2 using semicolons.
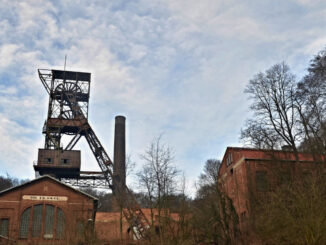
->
113;115;126;209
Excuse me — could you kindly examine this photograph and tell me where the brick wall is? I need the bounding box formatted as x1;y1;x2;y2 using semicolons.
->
0;176;97;244
219;147;326;244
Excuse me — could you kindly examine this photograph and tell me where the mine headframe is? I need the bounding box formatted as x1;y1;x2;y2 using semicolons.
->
35;69;151;240
39;69;90;150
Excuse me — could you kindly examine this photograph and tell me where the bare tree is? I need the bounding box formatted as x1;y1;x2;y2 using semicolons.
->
308;48;326;77
296;49;326;158
193;159;240;245
241;63;300;158
239;48;326;245
242;49;326;160
198;159;221;187
0;174;29;192
137;136;180;244
253;172;326;245
137;160;156;224
241;120;283;150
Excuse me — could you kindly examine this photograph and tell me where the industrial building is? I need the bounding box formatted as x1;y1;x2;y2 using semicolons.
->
0;175;97;244
34;68;151;240
95;209;179;243
0;67;181;244
218;147;326;243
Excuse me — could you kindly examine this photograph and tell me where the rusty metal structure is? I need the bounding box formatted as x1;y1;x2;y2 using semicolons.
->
35;69;150;239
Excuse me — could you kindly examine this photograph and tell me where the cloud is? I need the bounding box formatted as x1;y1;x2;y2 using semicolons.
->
0;44;19;68
0;114;41;177
0;0;326;195
293;0;326;6
303;37;326;55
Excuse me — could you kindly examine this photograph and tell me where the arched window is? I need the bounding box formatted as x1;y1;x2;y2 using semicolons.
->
44;205;54;239
19;205;65;239
0;218;9;237
76;220;85;239
19;207;31;238
56;208;65;239
32;204;42;237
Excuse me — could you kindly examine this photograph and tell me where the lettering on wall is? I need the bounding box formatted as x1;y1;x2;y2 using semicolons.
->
22;195;68;201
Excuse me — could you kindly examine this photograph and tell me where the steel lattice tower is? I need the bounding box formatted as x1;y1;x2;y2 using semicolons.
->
35;68;151;240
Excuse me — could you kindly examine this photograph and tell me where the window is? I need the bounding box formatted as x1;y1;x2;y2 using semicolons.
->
60;158;69;165
45;158;52;164
19;205;65;240
240;211;247;222
76;220;84;239
0;218;9;237
279;171;291;185
226;153;233;166
56;208;65;239
44;205;54;239
256;171;268;191
302;171;313;187
19;207;31;238
32;205;42;237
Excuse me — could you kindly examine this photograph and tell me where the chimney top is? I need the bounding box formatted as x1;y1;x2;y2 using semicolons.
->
115;115;126;123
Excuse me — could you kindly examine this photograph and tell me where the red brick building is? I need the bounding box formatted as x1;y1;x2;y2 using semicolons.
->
218;147;326;243
95;208;179;244
0;175;97;244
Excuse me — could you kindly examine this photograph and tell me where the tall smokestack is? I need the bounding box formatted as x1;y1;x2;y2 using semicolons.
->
113;115;126;204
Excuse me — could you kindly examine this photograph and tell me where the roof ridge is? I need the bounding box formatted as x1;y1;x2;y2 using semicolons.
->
0;175;98;200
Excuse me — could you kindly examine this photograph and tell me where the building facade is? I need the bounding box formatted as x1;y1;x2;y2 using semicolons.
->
218;147;326;243
0;175;97;244
95;208;179;243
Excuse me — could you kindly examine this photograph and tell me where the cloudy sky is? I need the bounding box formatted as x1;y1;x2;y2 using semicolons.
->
0;0;326;194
